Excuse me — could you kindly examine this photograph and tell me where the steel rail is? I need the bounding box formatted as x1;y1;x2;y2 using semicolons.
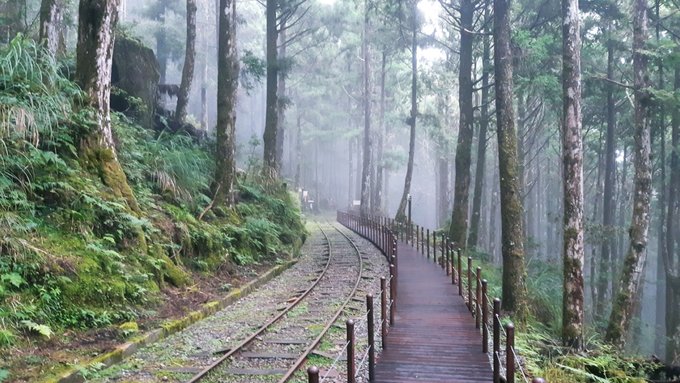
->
186;221;335;383
277;221;365;382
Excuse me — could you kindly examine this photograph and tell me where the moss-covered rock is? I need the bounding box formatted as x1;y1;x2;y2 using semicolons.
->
111;34;160;128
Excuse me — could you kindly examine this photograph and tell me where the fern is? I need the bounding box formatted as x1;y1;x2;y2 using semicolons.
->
20;320;53;338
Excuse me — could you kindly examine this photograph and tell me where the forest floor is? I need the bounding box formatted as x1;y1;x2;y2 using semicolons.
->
3;259;277;383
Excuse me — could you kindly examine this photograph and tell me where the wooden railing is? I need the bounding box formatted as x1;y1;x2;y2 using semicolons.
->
327;212;545;383
304;212;398;383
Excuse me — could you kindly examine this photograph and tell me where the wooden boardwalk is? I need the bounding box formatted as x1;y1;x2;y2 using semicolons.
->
374;241;493;382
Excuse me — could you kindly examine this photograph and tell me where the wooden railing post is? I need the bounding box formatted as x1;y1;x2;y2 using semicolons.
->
390;264;396;325
482;280;488;353
380;277;387;349
458;250;463;296
367;294;375;382
416;225;420;252
432;232;436;263
347;319;355;383
426;229;430;259
467;257;473;312
450;244;455;285
420;227;424;255
446;243;450;276
493;298;500;383
476;267;482;329
440;233;446;269
307;366;319;383
506;323;515;383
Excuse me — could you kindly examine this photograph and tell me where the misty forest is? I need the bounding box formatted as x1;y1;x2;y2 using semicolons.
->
1;0;680;381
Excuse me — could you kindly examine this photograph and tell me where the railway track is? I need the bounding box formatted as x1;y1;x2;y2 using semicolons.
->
188;221;367;383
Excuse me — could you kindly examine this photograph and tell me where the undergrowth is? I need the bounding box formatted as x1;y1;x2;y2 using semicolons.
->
0;35;306;362
469;247;661;382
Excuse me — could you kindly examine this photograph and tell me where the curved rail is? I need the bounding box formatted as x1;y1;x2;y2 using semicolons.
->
277;221;364;382
186;222;334;382
187;220;365;383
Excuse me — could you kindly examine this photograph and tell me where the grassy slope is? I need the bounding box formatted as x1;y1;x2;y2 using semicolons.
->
0;37;305;379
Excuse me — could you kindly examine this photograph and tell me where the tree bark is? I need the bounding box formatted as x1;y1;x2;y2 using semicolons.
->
373;51;387;214
263;0;279;178
437;156;449;227
654;0;667;355
276;26;287;175
597;21;617;321
450;0;474;248
213;0;239;205
76;0;139;213
39;0;63;57
469;6;490;248
665;59;680;363
360;0;372;217
493;0;528;315
155;1;168;83
395;7;417;222
295;114;302;188
561;0;584;349
174;0;197;127
605;0;652;347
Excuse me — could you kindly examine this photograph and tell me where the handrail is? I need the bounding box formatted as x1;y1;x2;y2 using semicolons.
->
308;211;397;383
327;213;545;383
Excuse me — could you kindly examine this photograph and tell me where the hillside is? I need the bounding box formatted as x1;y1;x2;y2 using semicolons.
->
0;37;306;381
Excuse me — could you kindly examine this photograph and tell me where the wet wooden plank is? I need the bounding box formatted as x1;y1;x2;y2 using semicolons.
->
373;242;493;383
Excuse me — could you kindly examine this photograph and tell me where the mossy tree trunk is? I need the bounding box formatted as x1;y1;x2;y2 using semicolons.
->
468;3;490;248
359;0;371;218
39;0;63;57
561;0;584;350
174;0;197;127
493;0;528;316
395;5;417;223
605;0;652;347
596;21;617;321
214;0;239;206
76;0;139;213
276;26;286;173
263;0;279;179
372;51;387;215
665;59;680;363
450;0;474;248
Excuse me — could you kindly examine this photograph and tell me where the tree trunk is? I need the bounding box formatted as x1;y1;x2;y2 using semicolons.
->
493;0;528;316
355;136;362;199
615;144;629;293
213;0;239;205
373;51;387;214
359;1;372;217
263;0;279;178
665;60;680;363
597;22;617;321
76;0;139;213
295;114;302;188
395;9;417;222
39;0;63;57
3;0;24;42
561;0;584;349
437;156;449;227
450;0;474;248
605;0;652;347
174;0;197;127
348;137;354;206
654;0;667;355
201;53;208;131
276;26;287;172
469;8;490;248
156;1;168;83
